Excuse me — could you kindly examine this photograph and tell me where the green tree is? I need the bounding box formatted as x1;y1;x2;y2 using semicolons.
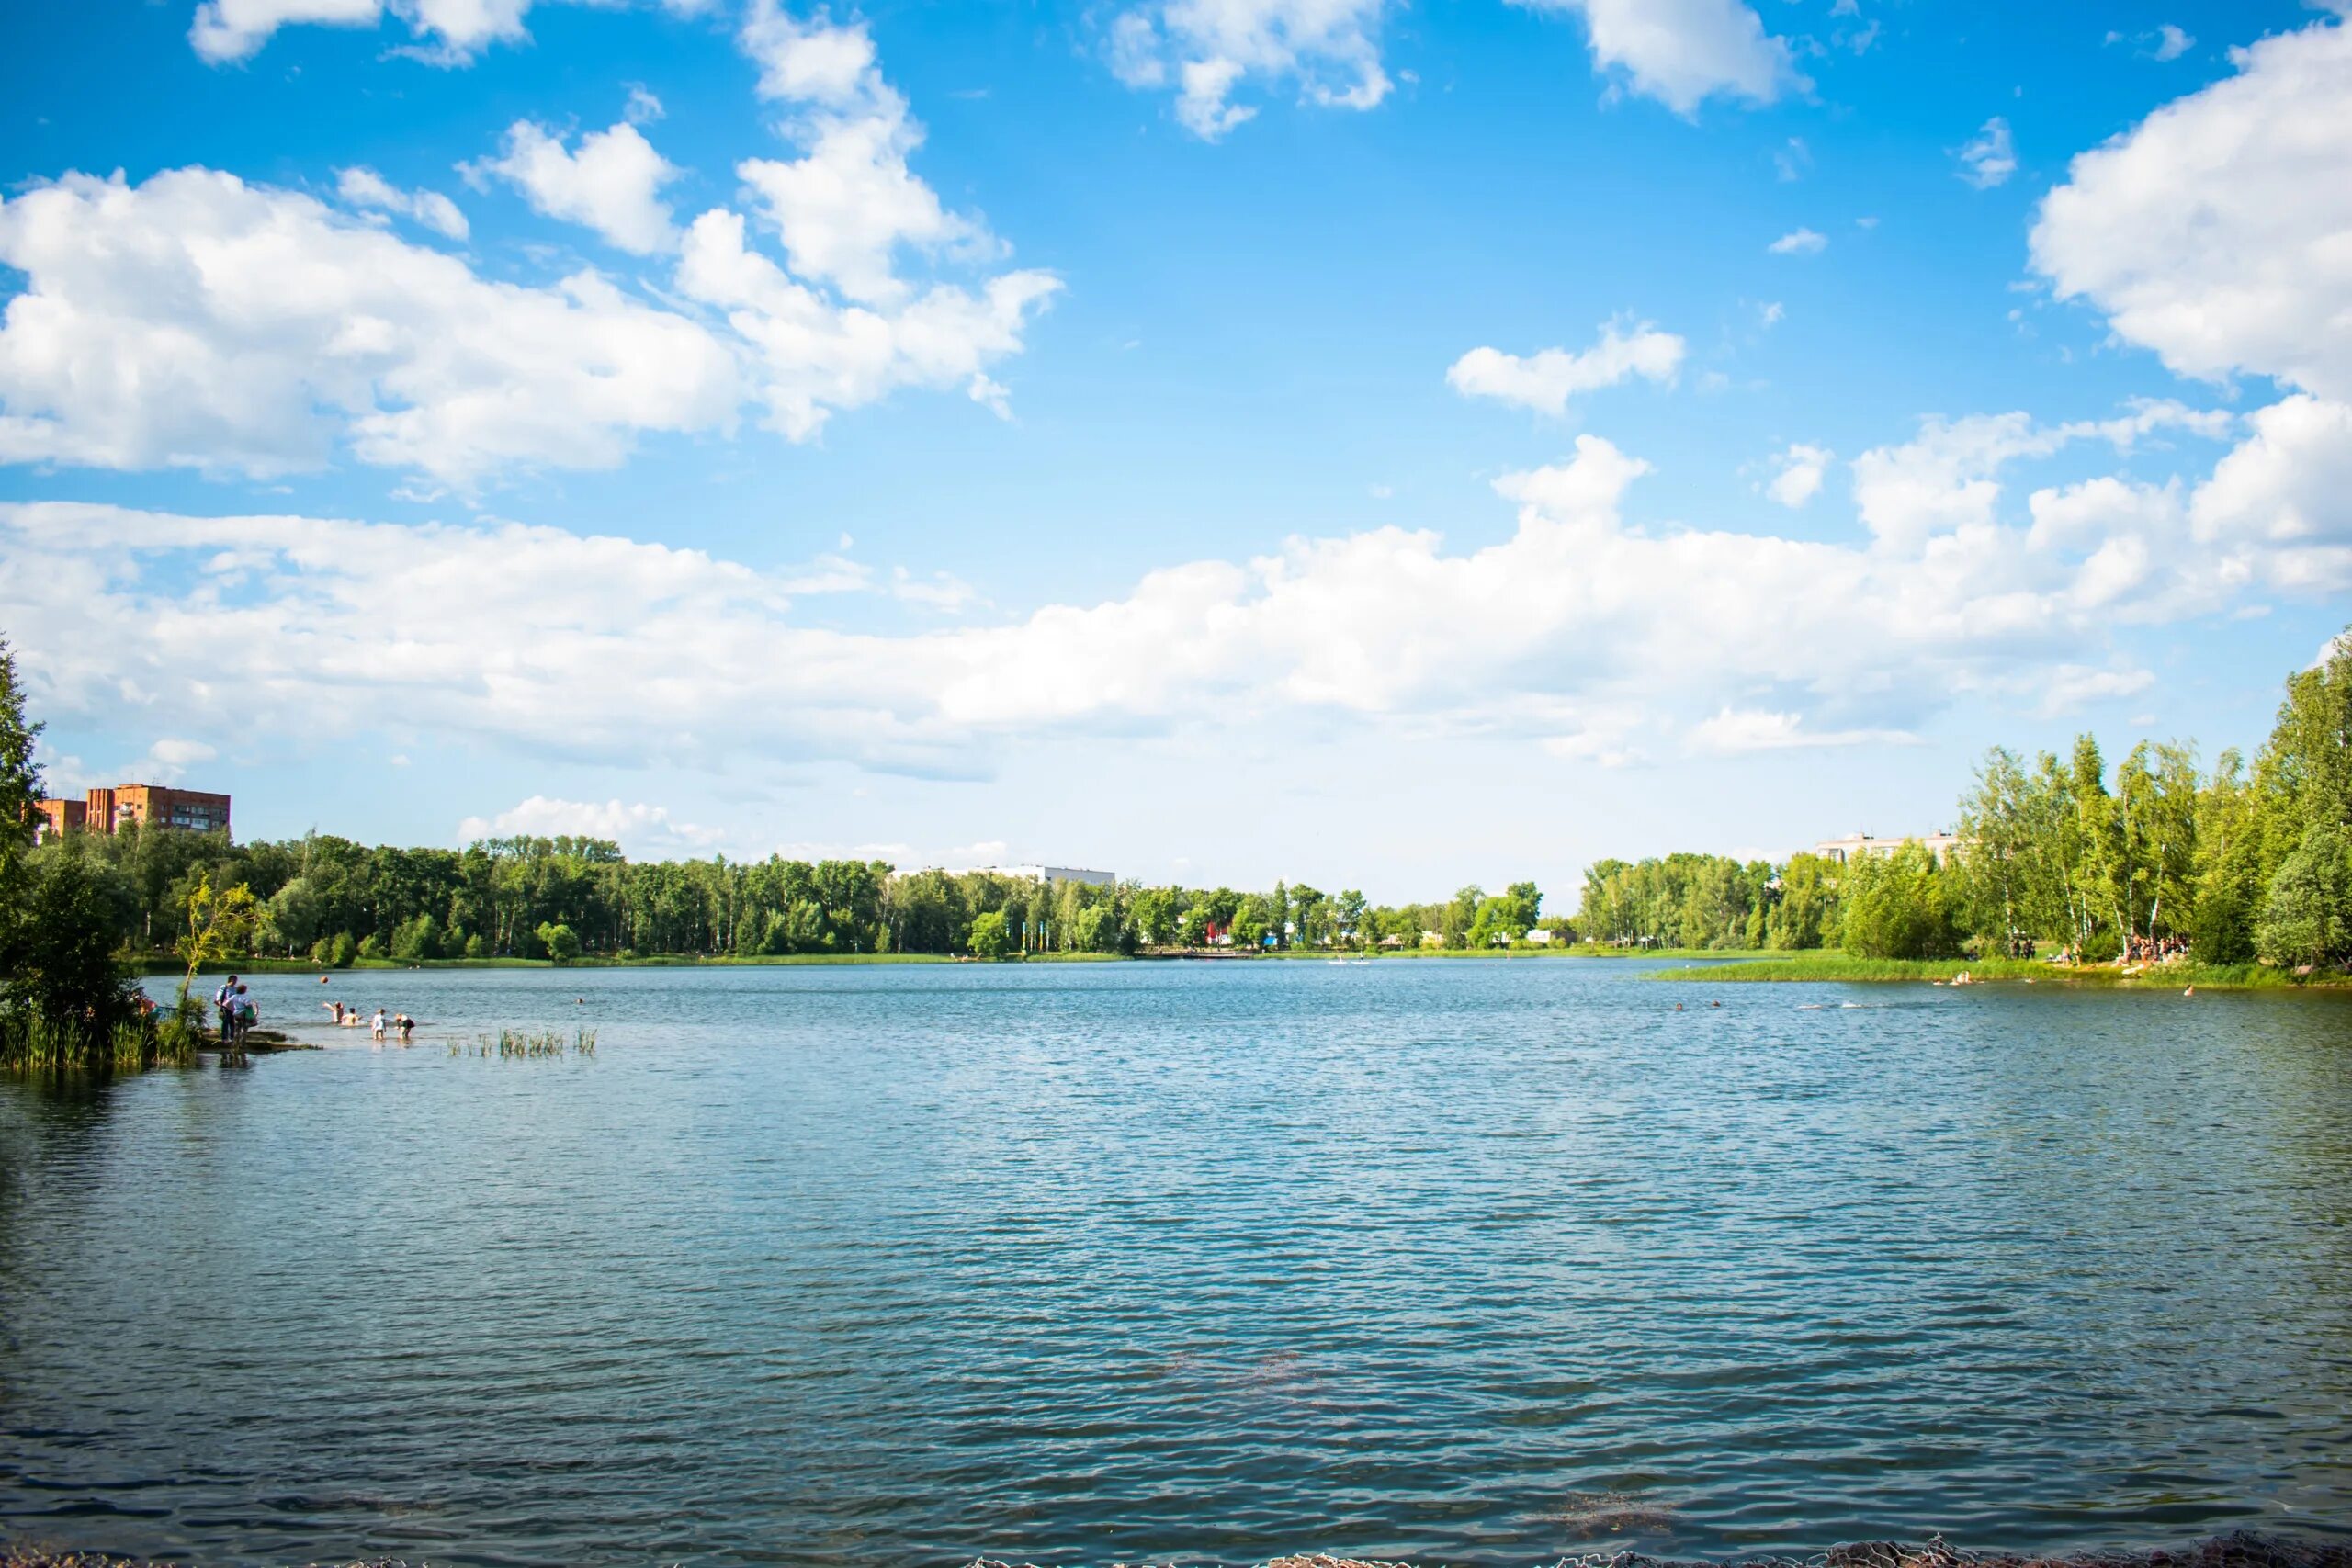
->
1839;844;1963;960
968;908;1012;960
536;921;583;964
2255;823;2352;970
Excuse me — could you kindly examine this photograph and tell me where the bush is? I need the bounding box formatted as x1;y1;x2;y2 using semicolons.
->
0;852;144;1055
1838;844;1964;960
536;921;582;964
356;932;385;962
968;908;1012;960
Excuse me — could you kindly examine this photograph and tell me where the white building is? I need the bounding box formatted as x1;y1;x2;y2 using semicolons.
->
1812;831;1965;865
950;863;1118;888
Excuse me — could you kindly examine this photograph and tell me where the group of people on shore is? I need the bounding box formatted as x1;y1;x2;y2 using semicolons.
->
321;997;416;1043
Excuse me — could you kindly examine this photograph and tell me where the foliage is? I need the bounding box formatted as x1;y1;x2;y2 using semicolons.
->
176;872;261;1011
1837;843;1964;960
967;908;1012;960
2255;824;2352;970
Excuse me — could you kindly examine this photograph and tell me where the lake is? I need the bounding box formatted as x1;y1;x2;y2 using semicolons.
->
3;959;2349;1567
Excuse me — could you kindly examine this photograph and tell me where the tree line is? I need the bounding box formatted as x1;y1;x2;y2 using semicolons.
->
25;815;1562;964
5;625;2350;1066
1574;630;2352;969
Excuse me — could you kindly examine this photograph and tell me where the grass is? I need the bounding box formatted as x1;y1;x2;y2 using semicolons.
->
451;1026;598;1059
1649;951;2349;990
2;1012;198;1075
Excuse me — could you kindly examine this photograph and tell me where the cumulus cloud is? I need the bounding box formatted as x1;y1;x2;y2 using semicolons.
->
1768;227;1826;255
1764;442;1832;508
335;165;469;240
1957;117;2017;188
2031;14;2352;401
0;168;739;487
192;0;385;62
1849;400;2230;554
2032;12;2352;592
731;7;995;303
2188;395;2352;592
0;409;2306;779
458;795;723;855
470;120;681;254
0;19;1054;483
1106;0;1391;140
190;0;713;65
1445;319;1685;416
1520;0;1797;114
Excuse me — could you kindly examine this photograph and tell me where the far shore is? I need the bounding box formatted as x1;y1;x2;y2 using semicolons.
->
130;945;2352;992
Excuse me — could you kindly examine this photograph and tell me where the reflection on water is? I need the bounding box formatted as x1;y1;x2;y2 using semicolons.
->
2;960;2349;1568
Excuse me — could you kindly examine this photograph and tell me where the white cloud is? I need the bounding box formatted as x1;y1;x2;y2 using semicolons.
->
2032;13;2352;592
471;121;681;254
1849;400;2230;553
1445;318;1685;416
458;795;722;855
0;168;739;487
676;209;1057;443
2110;24;2194;62
1520;0;1797;114
192;0;384;62
1106;0;1391;140
2188;394;2352;592
0;412;2301;779
1957;117;2017;188
732;3;1013;306
129;738;223;783
335;165;469;241
2029;665;2157;717
1765;442;1831;508
1768;227;1825;255
0;15;1054;485
189;0;713;65
624;85;666;124
1689;709;1916;754
2031;13;2352;402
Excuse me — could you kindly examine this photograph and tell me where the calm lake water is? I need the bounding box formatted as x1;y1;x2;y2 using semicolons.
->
3;959;2350;1567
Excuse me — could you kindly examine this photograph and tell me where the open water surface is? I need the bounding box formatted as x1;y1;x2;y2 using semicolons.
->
2;958;2350;1566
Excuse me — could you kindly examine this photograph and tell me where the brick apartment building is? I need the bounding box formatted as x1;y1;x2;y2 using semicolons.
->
34;784;232;842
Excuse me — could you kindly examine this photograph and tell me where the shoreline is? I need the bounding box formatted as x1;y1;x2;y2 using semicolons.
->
128;946;2352;992
131;944;1762;977
1647;953;2352;993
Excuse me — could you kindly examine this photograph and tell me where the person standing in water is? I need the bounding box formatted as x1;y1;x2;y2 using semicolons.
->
370;1007;386;1043
214;973;241;1046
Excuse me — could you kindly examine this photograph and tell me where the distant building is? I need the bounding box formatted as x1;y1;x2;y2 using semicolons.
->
1813;830;1962;865
950;863;1117;888
33;798;85;840
34;784;232;843
1524;928;1555;945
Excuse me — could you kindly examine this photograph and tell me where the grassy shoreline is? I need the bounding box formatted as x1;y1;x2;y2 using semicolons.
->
129;946;2352;991
1649;951;2352;991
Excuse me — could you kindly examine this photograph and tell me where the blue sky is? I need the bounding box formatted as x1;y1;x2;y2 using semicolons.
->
2;0;2347;898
